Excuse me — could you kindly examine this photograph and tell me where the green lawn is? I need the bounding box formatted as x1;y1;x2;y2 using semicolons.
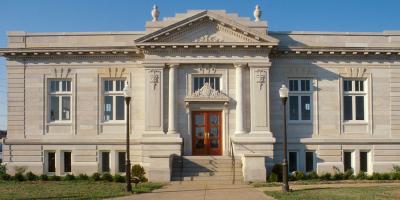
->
265;185;400;200
0;181;164;200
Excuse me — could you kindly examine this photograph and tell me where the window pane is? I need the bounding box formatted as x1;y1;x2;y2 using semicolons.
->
116;80;125;91
344;80;352;92
61;96;71;120
50;81;59;92
301;96;311;120
289;152;297;173
215;78;220;91
301;80;310;91
48;152;56;173
289;80;298;91
104;80;113;92
344;152;352;172
289;96;299;120
360;152;368;172
118;152;126;173
64;152;71;173
343;96;352;120
62;81;71;92
50;96;59;121
104;96;113;121
101;152;110;172
355;96;364;120
194;77;199;91
305;152;314;172
359;81;364;92
115;96;125;120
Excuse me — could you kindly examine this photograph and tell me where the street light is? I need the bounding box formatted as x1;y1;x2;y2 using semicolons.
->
123;81;132;192
279;84;289;192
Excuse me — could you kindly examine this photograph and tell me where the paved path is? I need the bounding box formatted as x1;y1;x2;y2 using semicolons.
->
257;182;400;192
112;182;275;200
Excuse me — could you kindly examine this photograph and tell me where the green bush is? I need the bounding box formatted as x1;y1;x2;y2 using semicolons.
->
320;173;332;181
271;164;283;182
381;173;391;180
131;164;147;183
0;164;7;176
356;171;368;180
77;174;89;180
113;174;125;182
307;171;319;180
344;169;354;180
267;173;278;182
14;173;25;181
101;173;113;182
49;175;61;181
393;165;400;173
292;171;305;181
39;174;48;181
333;172;344;180
371;172;382;180
1;173;11;181
91;172;101;181
25;171;37;181
392;172;400;180
64;173;75;181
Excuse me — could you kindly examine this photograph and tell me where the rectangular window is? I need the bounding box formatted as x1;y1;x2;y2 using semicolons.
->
289;79;312;121
360;151;368;172
118;152;126;173
48;152;56;173
103;79;125;122
305;151;315;172
64;152;71;173
288;151;298;173
343;79;367;121
49;80;72;122
344;151;353;172
101;152;110;172
193;76;220;91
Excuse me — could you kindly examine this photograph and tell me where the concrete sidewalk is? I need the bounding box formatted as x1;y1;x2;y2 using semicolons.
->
111;182;275;200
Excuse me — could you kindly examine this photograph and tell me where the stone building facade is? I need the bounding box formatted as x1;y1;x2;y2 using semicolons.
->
1;7;400;182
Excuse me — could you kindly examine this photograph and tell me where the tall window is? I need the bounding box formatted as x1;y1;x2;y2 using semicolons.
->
47;151;56;173
289;79;312;121
49;80;71;121
343;151;354;172
63;151;71;173
100;151;110;172
118;152;126;173
193;76;220;91
305;151;315;172
103;80;125;121
343;80;366;121
360;151;369;173
288;151;298;173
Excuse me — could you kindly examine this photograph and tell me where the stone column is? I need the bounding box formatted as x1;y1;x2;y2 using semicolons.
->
235;64;246;134
168;64;178;134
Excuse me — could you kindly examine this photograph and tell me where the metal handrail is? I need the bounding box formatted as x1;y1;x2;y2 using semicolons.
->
230;138;236;184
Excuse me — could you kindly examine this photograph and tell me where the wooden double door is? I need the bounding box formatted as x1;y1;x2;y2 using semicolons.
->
192;111;222;155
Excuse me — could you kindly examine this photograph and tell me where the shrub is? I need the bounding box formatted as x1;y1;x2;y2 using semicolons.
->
292;171;305;181
381;173;391;180
371;172;382;180
131;164;147;183
39;174;48;181
1;174;12;181
91;172;101;181
49;175;61;181
113;174;125;183
267;173;278;182
356;171;368;180
320;173;332;181
14;173;25;181
392;172;400;180
393;165;400;173
25;171;37;181
307;171;319;180
271;164;283;182
77;174;89;180
64;173;75;181
344;169;354;180
0;164;7;176
101;173;113;182
333;172;344;180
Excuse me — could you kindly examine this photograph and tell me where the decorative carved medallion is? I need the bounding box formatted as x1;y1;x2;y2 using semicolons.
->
149;70;161;90
185;82;229;101
255;69;267;90
194;35;223;43
198;64;217;74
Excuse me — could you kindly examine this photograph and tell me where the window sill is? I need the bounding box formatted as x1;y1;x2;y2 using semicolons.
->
288;121;312;125
343;121;368;125
100;122;126;126
47;122;72;126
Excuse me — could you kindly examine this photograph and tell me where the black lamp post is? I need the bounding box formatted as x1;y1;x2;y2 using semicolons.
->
279;84;289;192
123;82;132;193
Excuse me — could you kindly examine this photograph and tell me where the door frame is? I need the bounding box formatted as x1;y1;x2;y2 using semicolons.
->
191;110;223;156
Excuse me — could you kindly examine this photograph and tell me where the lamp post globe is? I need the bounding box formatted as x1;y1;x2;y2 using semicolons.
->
123;81;132;192
279;83;290;192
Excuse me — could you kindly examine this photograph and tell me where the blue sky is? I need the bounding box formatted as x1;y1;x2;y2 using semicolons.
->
0;0;399;130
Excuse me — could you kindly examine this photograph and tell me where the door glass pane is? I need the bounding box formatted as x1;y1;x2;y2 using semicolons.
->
115;96;125;120
50;96;59;121
101;152;110;172
355;96;364;120
210;115;219;125
301;96;311;120
343;96;352;120
196;139;204;149
61;96;70;120
195;127;204;137
195;114;204;125
210;127;218;137
289;152;298;173
104;96;113;121
289;96;299;120
210;139;218;148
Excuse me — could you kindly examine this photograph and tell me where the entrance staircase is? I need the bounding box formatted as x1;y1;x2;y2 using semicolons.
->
171;156;243;184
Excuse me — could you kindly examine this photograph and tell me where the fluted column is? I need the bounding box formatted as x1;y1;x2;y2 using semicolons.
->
168;64;178;134
235;64;246;134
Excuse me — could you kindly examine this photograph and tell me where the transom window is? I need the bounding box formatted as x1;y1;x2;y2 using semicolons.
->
49;80;72;122
343;79;367;121
103;79;125;121
289;79;312;121
193;76;220;91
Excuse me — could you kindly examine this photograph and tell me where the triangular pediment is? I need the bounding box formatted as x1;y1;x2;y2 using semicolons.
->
135;10;278;45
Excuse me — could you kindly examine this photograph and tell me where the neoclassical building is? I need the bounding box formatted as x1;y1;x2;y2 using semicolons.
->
1;6;400;182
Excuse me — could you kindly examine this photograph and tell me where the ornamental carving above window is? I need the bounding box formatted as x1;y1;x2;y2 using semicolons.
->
185;82;229;102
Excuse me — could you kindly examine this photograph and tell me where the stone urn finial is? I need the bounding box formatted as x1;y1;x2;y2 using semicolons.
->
253;4;262;22
151;4;159;22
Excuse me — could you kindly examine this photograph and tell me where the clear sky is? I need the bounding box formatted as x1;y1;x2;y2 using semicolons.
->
0;0;399;130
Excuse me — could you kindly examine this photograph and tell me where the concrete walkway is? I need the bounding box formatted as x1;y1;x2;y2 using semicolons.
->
112;182;275;200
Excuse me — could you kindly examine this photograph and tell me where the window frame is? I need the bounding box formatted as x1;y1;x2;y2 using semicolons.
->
342;79;368;122
48;79;72;123
288;79;313;123
102;79;126;123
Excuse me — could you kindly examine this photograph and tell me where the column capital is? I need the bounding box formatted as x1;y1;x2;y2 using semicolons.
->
248;62;271;68
234;63;247;68
167;63;179;68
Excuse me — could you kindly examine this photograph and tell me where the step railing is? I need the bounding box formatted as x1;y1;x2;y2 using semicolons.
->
230;138;236;184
